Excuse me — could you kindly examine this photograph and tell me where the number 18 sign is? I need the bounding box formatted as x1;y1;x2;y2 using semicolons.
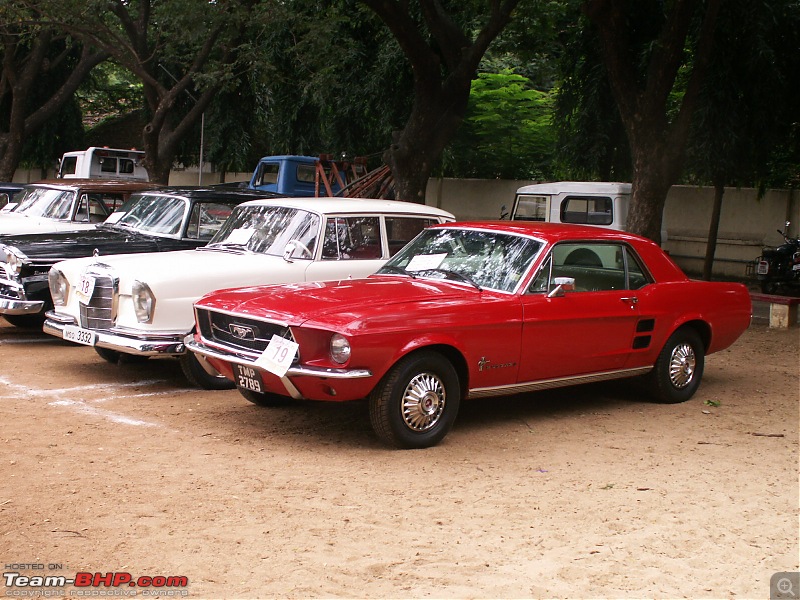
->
255;335;299;377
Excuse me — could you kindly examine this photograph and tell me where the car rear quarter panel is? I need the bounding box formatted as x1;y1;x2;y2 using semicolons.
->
631;280;751;365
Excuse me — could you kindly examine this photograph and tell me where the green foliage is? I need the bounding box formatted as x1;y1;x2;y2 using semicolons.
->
78;62;142;131
244;0;412;165
442;70;556;179
685;0;800;190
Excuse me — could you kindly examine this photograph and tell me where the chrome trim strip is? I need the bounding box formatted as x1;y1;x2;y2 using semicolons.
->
196;305;290;328
185;337;373;380
0;277;24;290
44;313;186;356
467;366;653;399
0;298;45;315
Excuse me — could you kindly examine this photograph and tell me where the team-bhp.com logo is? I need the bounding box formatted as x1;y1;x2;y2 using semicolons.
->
4;571;189;596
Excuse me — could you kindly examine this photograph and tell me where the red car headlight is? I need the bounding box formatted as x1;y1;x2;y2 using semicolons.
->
330;334;351;364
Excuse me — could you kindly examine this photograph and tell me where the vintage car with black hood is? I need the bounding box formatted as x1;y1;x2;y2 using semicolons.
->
0;187;278;327
186;221;752;449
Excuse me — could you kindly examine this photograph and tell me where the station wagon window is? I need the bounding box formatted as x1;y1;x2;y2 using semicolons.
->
385;216;439;256
528;243;651;293
560;196;613;226
322;216;382;259
74;194;115;223
13;187;76;219
514;194;547;221
114;194;187;235
185;202;238;240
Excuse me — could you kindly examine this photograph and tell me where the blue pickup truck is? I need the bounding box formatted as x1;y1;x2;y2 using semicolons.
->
249;155;368;196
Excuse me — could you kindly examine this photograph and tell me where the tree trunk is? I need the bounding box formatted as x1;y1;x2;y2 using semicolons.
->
363;0;519;204
702;179;725;280
0;29;107;181
585;0;722;244
385;91;468;203
625;139;680;244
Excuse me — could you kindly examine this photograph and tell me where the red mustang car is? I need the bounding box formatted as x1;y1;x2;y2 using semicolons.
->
187;222;752;449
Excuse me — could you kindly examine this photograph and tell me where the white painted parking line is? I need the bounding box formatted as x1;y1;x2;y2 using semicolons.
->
0;376;169;398
0;375;176;428
49;399;158;427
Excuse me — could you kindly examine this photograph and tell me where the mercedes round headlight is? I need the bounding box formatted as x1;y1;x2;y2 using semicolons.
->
330;333;351;364
131;280;156;323
1;245;26;276
48;268;69;306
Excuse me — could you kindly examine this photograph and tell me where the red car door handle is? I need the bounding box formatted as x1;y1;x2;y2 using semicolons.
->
620;296;638;306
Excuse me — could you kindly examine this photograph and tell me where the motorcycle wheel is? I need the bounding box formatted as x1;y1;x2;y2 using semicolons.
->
760;279;779;294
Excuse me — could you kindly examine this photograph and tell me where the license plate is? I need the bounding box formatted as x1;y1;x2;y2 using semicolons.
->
757;261;769;275
233;363;264;393
63;325;97;346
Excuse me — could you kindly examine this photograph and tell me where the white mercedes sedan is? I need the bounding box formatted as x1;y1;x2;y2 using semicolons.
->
43;197;454;389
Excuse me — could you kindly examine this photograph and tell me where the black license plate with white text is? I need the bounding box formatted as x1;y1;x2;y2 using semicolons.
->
233;363;264;393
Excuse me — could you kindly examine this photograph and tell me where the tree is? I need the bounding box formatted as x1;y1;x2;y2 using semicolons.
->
0;6;108;180
581;0;723;243
36;0;259;183
239;1;414;167
360;0;522;203
684;0;800;279
442;70;556;180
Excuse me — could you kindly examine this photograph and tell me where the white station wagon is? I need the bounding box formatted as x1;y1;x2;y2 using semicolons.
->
43;197;455;388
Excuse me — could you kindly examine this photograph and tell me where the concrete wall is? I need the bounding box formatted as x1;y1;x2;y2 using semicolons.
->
11;165;798;279
423;178;799;279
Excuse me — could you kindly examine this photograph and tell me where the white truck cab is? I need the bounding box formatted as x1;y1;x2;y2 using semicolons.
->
58;147;148;181
510;181;667;242
511;181;631;228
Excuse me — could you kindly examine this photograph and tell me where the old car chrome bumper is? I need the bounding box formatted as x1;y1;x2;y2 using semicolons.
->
43;311;187;356
0;296;45;315
185;336;372;398
0;277;44;314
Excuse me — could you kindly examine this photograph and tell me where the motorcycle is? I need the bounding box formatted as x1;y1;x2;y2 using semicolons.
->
754;221;800;294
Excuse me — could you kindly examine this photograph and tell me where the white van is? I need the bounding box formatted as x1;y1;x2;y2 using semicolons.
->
58;147;148;181
510;181;667;242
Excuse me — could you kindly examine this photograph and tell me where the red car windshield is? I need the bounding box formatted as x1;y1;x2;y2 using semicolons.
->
379;228;543;293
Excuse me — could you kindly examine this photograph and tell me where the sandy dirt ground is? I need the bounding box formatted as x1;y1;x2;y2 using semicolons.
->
0;317;797;599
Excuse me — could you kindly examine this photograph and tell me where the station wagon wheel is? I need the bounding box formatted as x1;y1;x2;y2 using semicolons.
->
238;388;291;407
369;351;460;449
648;328;705;404
179;353;235;390
2;313;46;329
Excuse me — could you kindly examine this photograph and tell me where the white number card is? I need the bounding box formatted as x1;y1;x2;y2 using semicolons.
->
406;252;447;272
225;228;256;245
75;274;96;305
255;335;299;377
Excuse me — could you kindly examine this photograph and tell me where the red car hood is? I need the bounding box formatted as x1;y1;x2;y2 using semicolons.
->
196;274;486;331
